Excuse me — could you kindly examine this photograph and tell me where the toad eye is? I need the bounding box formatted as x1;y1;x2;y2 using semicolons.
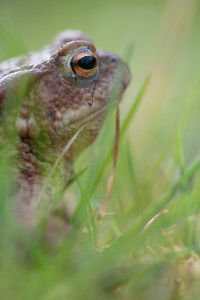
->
70;52;98;79
77;56;97;70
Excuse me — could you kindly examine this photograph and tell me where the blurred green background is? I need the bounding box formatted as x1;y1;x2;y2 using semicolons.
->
1;0;200;299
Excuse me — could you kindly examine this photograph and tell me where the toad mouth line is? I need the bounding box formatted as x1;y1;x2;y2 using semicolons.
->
68;105;107;128
65;92;124;129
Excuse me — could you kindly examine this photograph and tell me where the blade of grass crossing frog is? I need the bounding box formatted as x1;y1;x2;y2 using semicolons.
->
0;154;15;265
106;155;200;254
0;76;34;258
0;77;29;222
37;124;87;207
71;75;150;223
0;149;14;211
0;150;19;266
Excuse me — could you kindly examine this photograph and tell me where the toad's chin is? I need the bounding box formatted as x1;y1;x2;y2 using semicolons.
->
61;86;127;129
62;102;108;128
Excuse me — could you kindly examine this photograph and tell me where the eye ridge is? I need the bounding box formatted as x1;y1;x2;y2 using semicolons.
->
77;56;97;70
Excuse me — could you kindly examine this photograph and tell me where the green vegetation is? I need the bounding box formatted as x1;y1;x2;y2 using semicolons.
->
1;0;200;299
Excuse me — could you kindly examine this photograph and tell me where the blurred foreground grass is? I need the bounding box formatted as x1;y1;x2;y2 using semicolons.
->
1;0;200;299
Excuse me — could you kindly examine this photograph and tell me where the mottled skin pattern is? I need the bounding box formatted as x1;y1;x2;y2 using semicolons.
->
0;30;130;229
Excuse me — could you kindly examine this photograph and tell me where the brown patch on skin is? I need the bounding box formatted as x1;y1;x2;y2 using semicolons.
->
18;139;40;183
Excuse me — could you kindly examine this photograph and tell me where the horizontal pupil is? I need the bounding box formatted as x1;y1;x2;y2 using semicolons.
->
77;56;96;70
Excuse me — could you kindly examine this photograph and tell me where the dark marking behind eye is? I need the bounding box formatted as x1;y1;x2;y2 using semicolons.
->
77;56;97;70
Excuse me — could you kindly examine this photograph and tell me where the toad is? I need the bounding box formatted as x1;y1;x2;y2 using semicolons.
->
0;30;130;229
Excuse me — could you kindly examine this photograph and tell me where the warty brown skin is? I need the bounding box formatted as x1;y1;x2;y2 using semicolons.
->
0;30;130;229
